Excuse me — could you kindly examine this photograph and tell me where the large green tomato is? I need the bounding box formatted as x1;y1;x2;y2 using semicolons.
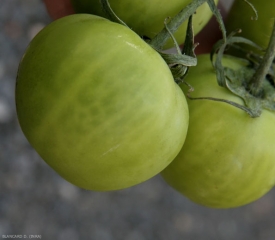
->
226;0;275;50
70;0;219;49
161;54;275;208
16;14;189;191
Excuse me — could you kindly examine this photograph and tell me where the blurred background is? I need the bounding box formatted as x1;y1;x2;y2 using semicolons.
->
1;0;275;239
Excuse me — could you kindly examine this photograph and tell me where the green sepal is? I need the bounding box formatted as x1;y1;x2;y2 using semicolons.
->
210;29;275;118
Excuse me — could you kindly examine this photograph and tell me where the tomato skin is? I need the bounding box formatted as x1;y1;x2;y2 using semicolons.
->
226;0;275;50
16;14;189;191
70;0;219;49
161;54;275;208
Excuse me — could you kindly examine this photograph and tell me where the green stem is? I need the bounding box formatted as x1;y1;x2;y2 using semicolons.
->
149;0;207;49
248;20;275;96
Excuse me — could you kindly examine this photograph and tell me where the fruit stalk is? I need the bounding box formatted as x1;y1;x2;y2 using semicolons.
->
149;0;226;49
149;0;205;49
248;20;275;96
149;0;225;50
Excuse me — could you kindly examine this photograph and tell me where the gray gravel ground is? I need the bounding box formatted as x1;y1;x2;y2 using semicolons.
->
1;0;275;240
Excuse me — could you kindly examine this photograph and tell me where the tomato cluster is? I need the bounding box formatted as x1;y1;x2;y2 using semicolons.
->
16;0;275;208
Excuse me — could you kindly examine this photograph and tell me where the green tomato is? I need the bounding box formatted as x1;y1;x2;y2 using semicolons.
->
161;54;275;208
226;0;275;50
70;0;219;49
16;14;189;191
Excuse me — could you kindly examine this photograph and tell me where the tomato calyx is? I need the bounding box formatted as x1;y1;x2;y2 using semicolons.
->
209;22;275;118
154;16;197;83
148;0;226;51
148;0;226;80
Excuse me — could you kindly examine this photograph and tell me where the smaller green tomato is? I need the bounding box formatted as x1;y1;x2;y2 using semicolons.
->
161;54;275;208
16;14;189;191
70;0;219;49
